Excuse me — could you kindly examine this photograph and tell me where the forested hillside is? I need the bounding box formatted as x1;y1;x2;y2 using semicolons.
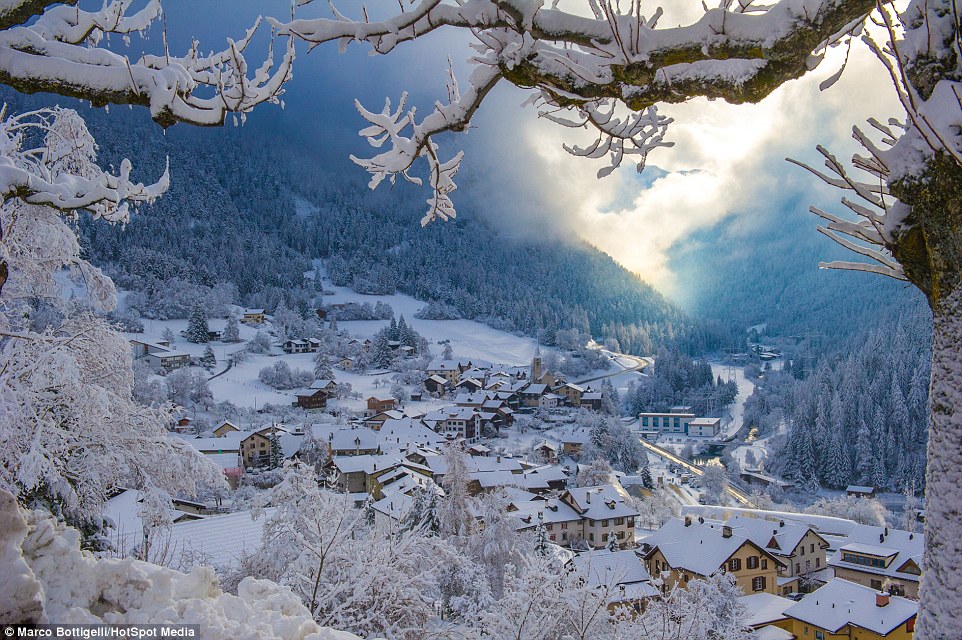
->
0;87;729;354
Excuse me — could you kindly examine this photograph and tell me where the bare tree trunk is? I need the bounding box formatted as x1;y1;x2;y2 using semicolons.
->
917;284;962;638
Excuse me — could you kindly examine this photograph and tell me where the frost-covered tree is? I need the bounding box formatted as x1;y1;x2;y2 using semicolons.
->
575;458;613;488
805;494;887;526
185;304;209;344
200;346;217;370
313;349;334;380
247;331;273;354
437;446;475;540
0;108;225;529
161;327;177;345
222;313;241;343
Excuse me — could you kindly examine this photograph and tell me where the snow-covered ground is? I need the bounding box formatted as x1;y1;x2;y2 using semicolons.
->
318;267;538;367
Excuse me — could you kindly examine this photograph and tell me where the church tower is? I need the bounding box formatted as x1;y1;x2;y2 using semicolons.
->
531;345;543;383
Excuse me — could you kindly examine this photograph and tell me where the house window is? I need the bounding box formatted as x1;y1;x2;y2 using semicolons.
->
562;532;568;541
752;576;766;592
795;563;801;574
547;524;554;531
627;518;635;528
615;517;625;525
549;535;556;541
871;579;883;590
816;558;820;568
602;520;609;528
561;522;568;529
589;533;595;542
800;546;805;556
810;543;815;553
617;531;625;539
890;584;906;596
815;632;825;640
747;556;759;570
728;558;742;572
761;559;768;570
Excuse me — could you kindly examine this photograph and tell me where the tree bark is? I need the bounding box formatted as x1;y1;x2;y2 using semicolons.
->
917;284;962;638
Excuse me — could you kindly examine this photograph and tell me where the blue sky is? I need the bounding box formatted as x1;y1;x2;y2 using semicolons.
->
151;1;902;296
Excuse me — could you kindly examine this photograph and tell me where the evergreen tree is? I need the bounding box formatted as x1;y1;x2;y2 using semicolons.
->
370;331;394;369
824;427;851;489
401;488;441;535
222;312;240;342
388;316;399;341
186;304;210;343
314;349;334;380
854;419;875;485
200;345;217;369
641;461;654;490
268;428;282;469
161;327;177;344
442;341;454;360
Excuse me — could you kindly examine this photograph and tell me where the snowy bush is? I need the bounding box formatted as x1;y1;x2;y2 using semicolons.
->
331;302;393;321
107;313;144;333
259;361;314;390
247;331;273;354
414;301;462;320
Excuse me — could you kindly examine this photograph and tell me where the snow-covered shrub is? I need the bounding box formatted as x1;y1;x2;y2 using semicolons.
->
247;331;273;354
414;300;462;320
259;361;313;390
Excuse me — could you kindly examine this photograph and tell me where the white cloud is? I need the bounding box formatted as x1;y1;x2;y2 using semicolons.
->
477;40;904;294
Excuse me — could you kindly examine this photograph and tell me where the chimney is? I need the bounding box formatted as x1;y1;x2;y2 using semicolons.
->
586;492;591;504
684;516;692;527
877;593;890;607
722;525;733;539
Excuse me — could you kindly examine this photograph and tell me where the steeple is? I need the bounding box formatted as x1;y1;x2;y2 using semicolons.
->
531;345;543;383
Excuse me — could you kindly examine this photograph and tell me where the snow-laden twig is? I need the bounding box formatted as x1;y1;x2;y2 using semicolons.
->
0;1;294;127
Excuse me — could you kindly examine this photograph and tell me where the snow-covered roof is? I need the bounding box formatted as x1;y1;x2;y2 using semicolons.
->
332;454;401;475
527;465;568;482
244;308;265;314
727;515;823;557
103;489;186;546
367;393;397;403
331;428;380;452
204;452;243;470
570;549;652;590
783;578;917;635
581;392;603;401
370;493;415;521
310;379;335;389
738;592;793;627
754;627;793;640
563;485;637;521
828;524;923;582
643;518;782;577
167;509;270;569
511;498;582;528
177;431;251;453
522;384;548;395
846;485;876;493
471;470;523;489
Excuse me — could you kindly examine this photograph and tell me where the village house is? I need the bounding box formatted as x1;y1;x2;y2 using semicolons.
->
338;356;355;370
641;517;784;595
580;392;604;411
366;394;399;416
554;382;586;406
535;440;560;463
568;549;660;612
540;393;565;409
828;525;923;598
727;516;831;595
559;429;592;457
782;578;917;639
424;374;448;395
511;497;584;546
282;338;320;354
294;387;328;411
330;427;381;456
241;309;266;325
129;339;190;372
212;420;240;438
560;485;640;549
240;425;304;469
423;406;481;443
455;377;485;393
364;409;407;431
520;383;550;407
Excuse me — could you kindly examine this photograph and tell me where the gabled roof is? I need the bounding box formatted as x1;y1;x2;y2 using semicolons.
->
570;549;652;589
311;379;336;389
727;515;827;558
643;518;786;576
738;592;793;628
828;524;923;582
331;428;380;452
167;509;270;569
783;578;917;635
562;485;638;520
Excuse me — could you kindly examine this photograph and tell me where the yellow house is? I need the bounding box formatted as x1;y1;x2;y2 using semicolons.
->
828;525;923;599
728;515;831;595
642;517;784;595
783;578;917;639
241;308;266;324
213;420;240;438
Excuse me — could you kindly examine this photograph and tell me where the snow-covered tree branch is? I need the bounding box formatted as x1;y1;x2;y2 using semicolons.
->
0;1;293;127
270;0;876;219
